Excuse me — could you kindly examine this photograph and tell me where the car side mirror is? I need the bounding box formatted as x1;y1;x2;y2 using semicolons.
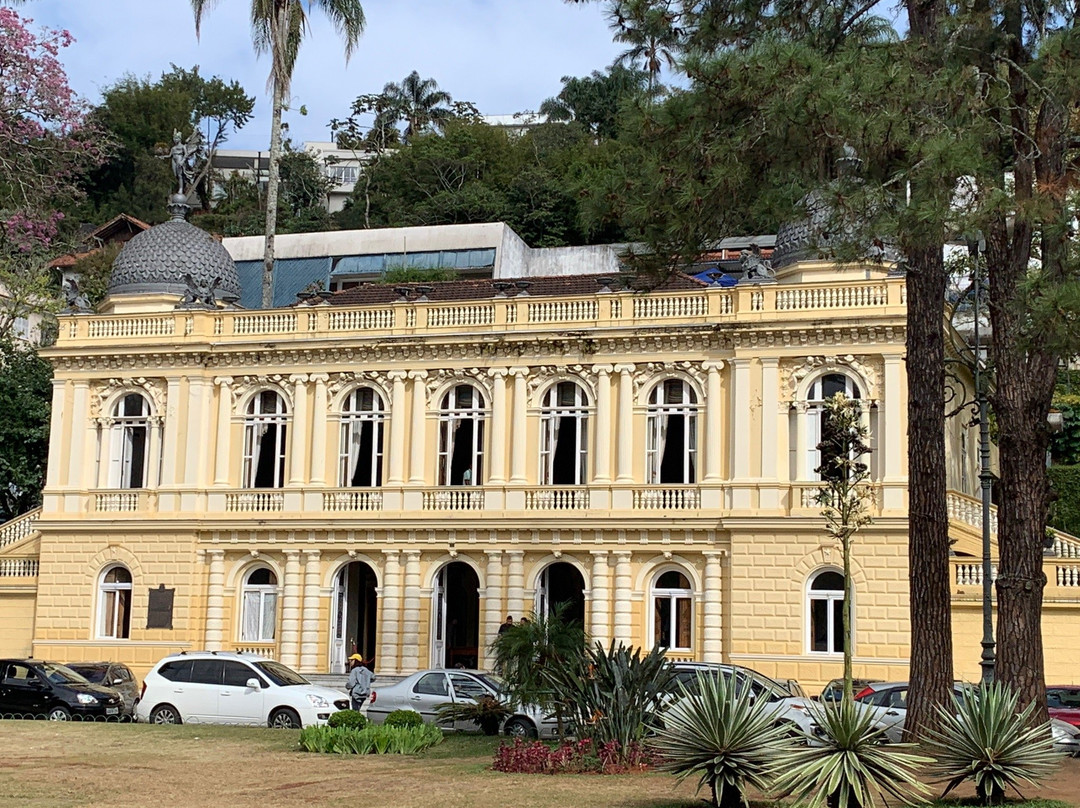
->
246;678;261;691
29;679;45;689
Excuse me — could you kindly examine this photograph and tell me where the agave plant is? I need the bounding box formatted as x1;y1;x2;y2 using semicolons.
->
773;698;930;808
925;681;1062;805
651;671;793;808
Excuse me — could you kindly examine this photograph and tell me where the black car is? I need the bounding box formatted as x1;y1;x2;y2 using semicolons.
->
0;659;125;721
65;662;140;718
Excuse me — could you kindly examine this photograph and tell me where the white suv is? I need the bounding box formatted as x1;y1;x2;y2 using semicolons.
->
136;652;349;728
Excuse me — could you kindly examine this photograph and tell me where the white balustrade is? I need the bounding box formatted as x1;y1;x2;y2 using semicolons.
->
94;492;141;512
632;295;708;319
328;308;395;331
527;300;598;323
421;488;485;511
1056;566;1080;587
322;490;383;512
632;487;700;510
426;304;495;328
231;312;297;335
0;508;39;550
87;316;175;338
231;644;277;658
524;488;589;510
946;492;998;535
225;491;285;512
775;285;888;311
0;558;39;577
954;563;997;586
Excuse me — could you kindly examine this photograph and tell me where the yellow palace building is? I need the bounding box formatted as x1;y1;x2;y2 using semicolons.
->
1;207;1077;690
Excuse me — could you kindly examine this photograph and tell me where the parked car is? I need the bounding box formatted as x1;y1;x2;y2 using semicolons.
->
666;662;821;740
0;658;125;721
65;662;139;718
854;681;1080;754
819;677;883;702
1047;686;1080;728
367;669;560;739
135;652;349;728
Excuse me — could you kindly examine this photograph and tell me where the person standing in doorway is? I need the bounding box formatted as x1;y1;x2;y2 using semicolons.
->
347;654;374;711
498;615;514;635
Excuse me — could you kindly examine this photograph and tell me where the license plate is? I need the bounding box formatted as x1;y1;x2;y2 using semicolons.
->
106;707;119;715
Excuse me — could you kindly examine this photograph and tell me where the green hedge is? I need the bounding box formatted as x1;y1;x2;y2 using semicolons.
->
298;723;443;755
327;709;368;729
385;709;424;728
1049;465;1080;538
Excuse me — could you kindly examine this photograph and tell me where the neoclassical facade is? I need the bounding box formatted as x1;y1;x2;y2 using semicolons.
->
2;217;1079;689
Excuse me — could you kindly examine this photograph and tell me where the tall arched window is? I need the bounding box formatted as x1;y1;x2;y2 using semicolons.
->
243;391;288;488
646;379;699;484
652;569;693;651
108;393;151;488
540;382;589;485
339;387;386;487
808;570;847;654
438;385;486;486
98;565;132;639
806;374;861;480
241;567;278;642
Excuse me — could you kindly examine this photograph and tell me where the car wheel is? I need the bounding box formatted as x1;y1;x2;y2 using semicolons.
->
47;706;71;722
149;704;182;725
503;717;537;739
269;708;302;729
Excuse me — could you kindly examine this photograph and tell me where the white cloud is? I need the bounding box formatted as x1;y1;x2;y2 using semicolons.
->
26;0;624;148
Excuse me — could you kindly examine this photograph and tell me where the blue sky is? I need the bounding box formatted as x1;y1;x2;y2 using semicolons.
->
24;0;625;149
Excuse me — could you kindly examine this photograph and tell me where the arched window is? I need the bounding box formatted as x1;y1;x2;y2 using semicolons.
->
540;382;589;485
107;393;151;489
241;567;278;642
438;385;486;486
652;569;693;651
806;374;862;480
647;380;699;484
98;565;132;639
243;391;288;488
808;570;846;654
339;387;386;487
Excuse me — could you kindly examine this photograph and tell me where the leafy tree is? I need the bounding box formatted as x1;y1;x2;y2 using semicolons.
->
381;71;453;142
190;0;366;308
0;340;52;521
539;64;650;139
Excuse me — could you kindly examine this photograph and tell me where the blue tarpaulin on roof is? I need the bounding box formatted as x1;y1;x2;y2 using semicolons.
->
692;268;738;287
237;257;332;308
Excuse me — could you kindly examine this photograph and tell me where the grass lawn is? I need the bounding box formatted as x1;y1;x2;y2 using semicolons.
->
0;721;1077;808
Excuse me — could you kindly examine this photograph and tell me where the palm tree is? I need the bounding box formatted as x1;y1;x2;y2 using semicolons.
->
190;0;365;308
382;71;453;142
605;0;681;95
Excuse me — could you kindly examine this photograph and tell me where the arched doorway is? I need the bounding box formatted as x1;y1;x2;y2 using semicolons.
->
330;561;378;674
431;562;480;669
536;562;586;627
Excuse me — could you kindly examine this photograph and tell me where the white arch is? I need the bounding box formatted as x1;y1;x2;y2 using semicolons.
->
330;380;391;414
423;554;485;590
526;554;590;591
101;388;158;420
322;553;383;590
225;555;284;590
427;376;493;411
636;372;704;407
795;367;868;403
235;383;293;416
531;375;596;409
634;555;702;592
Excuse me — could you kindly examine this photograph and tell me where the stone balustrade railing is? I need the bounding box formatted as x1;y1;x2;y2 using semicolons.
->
0;508;40;550
230;643;278;658
56;278;907;347
0;557;39;577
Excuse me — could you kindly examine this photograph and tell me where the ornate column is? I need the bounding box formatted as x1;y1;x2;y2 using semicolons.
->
213;377;233;486
400;550;422;674
589;551;610;646
160;377;182;486
702;551;724;663
614;365;636;482
309;374;329;485
509;368;529;484
482;550;504;666
506;550;525;619
408;371;428;483
299;550;322;672
592;365;613;482
488;369;509;483
703;362;724;482
613;551;633;647
288;375;310;485
388;371;408;484
279;550;302;668
378;550;402;674
760;358;779;481
794;403;810;481
205;549;226;651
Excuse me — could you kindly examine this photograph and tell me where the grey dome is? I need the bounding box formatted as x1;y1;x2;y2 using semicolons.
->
108;218;241;299
771;192;833;269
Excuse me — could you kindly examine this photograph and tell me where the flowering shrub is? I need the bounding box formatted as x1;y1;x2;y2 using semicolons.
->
492;738;654;775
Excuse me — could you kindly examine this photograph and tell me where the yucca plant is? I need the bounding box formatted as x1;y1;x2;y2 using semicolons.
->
925;681;1062;805
651;671;793;808
435;694;512;735
773;698;930;808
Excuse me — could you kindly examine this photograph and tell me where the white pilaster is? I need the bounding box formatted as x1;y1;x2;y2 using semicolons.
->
309;374;329;485
703;362;723;482
482;550;504;667
184;377;212;487
592;365;613;482
280;550;302;668
488;369;508;483
760;358;779;481
379;550;402;674
205;549;226;651
299;550;322;672
589;551;610;646
509;368;529;483
213;377;233;486
614;364;635;482
506;550;525;619
613;551;633;647
46;380;66;489
731;359;752;480
160;377;182;486
408;371;428;483
703;551;724;663
68;380;90;489
288;374;309;486
388;371;407;484
400;550;422;674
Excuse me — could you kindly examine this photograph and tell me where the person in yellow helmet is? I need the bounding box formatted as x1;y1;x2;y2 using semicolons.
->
347;654;374;711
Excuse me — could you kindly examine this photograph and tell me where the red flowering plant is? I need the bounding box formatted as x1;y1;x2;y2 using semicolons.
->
492;737;655;775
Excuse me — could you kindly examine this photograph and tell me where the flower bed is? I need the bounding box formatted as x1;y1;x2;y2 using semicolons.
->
492;738;654;774
299;723;443;755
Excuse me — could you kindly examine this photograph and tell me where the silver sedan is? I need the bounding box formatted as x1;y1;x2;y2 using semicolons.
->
367;669;561;739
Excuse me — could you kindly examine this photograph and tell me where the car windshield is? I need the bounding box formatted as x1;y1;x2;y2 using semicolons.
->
39;663;90;685
253;660;309;687
473;673;505;694
67;666;108;684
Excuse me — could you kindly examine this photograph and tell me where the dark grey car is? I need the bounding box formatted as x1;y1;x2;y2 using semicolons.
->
65;662;140;718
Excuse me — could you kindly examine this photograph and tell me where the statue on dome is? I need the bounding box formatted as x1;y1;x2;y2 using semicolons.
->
177;273;222;309
165;129;204;196
739;243;775;282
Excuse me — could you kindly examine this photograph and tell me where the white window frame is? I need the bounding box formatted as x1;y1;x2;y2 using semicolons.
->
539;382;589;485
107;393;151;489
243;390;289;488
805;373;862;481
646;379;699;484
806;568;848;655
97;565;132;640
437;385;486;486
651;568;694;653
338;387;386;487
240;567;279;643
